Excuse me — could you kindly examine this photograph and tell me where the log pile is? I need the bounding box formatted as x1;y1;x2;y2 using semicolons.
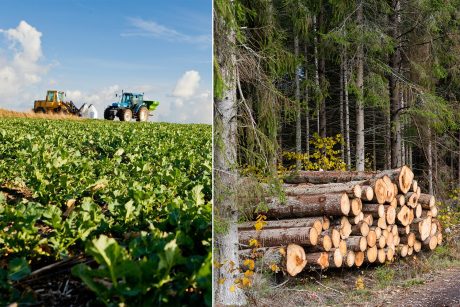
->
239;166;442;276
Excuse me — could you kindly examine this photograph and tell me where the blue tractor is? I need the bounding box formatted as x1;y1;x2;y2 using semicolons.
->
103;92;159;121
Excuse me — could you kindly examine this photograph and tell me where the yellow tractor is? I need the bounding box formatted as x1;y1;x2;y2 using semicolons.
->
33;90;91;116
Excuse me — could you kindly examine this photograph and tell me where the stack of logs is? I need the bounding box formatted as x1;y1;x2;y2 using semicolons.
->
239;166;442;276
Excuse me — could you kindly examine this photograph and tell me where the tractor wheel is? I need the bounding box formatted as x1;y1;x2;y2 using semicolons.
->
34;107;46;114
119;109;132;122
137;106;148;122
54;107;64;115
104;108;115;120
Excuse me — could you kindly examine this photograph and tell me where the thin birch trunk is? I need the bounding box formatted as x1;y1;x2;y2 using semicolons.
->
314;15;320;135
356;3;365;171
305;43;310;157
340;53;345;162
295;35;301;170
428;126;433;195
344;52;351;169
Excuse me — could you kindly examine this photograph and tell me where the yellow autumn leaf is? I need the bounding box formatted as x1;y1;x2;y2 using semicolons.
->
243;259;255;270
218;278;225;285
270;263;280;273
249;238;259;247
355;276;365;290
279;247;286;256
244;270;254;277
229;285;235;292
254;219;266;231
242;277;252;287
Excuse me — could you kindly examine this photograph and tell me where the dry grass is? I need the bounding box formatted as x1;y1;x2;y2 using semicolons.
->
0;108;83;120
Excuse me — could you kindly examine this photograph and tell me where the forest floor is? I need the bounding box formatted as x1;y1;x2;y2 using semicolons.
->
245;233;460;306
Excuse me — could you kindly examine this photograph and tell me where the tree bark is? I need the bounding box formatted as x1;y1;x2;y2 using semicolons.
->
340;53;345;162
313;15;321;135
239;227;318;247
264;193;350;218
284;170;377;184
356;2;365;171
305;43;310;156
428;126;433;194
346;236;368;252
238;218;323;235
344;52;352;169
295;35;302;169
280;181;362;198
214;9;246;304
389;0;401;168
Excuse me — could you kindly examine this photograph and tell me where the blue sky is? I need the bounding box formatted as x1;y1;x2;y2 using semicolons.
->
0;0;212;123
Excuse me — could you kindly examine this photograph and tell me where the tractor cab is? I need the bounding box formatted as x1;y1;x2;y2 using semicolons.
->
113;93;144;108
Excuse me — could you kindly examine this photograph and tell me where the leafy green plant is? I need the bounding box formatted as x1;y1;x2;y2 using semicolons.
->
0;118;212;305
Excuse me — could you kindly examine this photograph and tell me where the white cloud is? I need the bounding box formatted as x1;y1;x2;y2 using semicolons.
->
173;70;200;98
122;17;210;44
151;70;211;124
0;21;48;108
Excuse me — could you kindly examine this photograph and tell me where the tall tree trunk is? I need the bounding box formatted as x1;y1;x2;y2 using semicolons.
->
389;0;401;168
372;107;377;171
344;52;351;169
314;15;320;135
401;91;406;166
434;132;438;192
214;15;246;305
295;35;302;169
428;126;433;195
409;143;413;169
305;43;310;157
458;130;460;190
340;53;345;162
356;3;365;171
319;8;327;138
385;108;391;169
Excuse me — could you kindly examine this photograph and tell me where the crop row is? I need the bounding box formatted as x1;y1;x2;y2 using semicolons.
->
0;118;212;305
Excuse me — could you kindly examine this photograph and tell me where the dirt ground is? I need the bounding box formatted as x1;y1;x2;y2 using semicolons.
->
383;267;460;307
247;262;460;306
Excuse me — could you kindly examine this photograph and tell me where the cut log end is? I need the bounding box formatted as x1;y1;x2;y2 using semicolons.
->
413;240;422;253
286;244;307;276
351;198;363;216
386;248;395;261
321;234;332;252
307;252;329;269
374;178;387;204
346;251;355;267
355;251;365;267
367;230;377;247
333;248;343;268
341;193;351;216
361;185;374;202
366;245;378;263
423;236;438;251
322;216;330;230
331;229;341;248
399;165;414;194
377;249;386;263
386;206;396;225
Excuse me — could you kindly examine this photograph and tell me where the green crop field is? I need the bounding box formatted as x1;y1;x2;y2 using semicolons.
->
0;118;212;306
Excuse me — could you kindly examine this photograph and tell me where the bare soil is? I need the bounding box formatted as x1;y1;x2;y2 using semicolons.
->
382;267;460;307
